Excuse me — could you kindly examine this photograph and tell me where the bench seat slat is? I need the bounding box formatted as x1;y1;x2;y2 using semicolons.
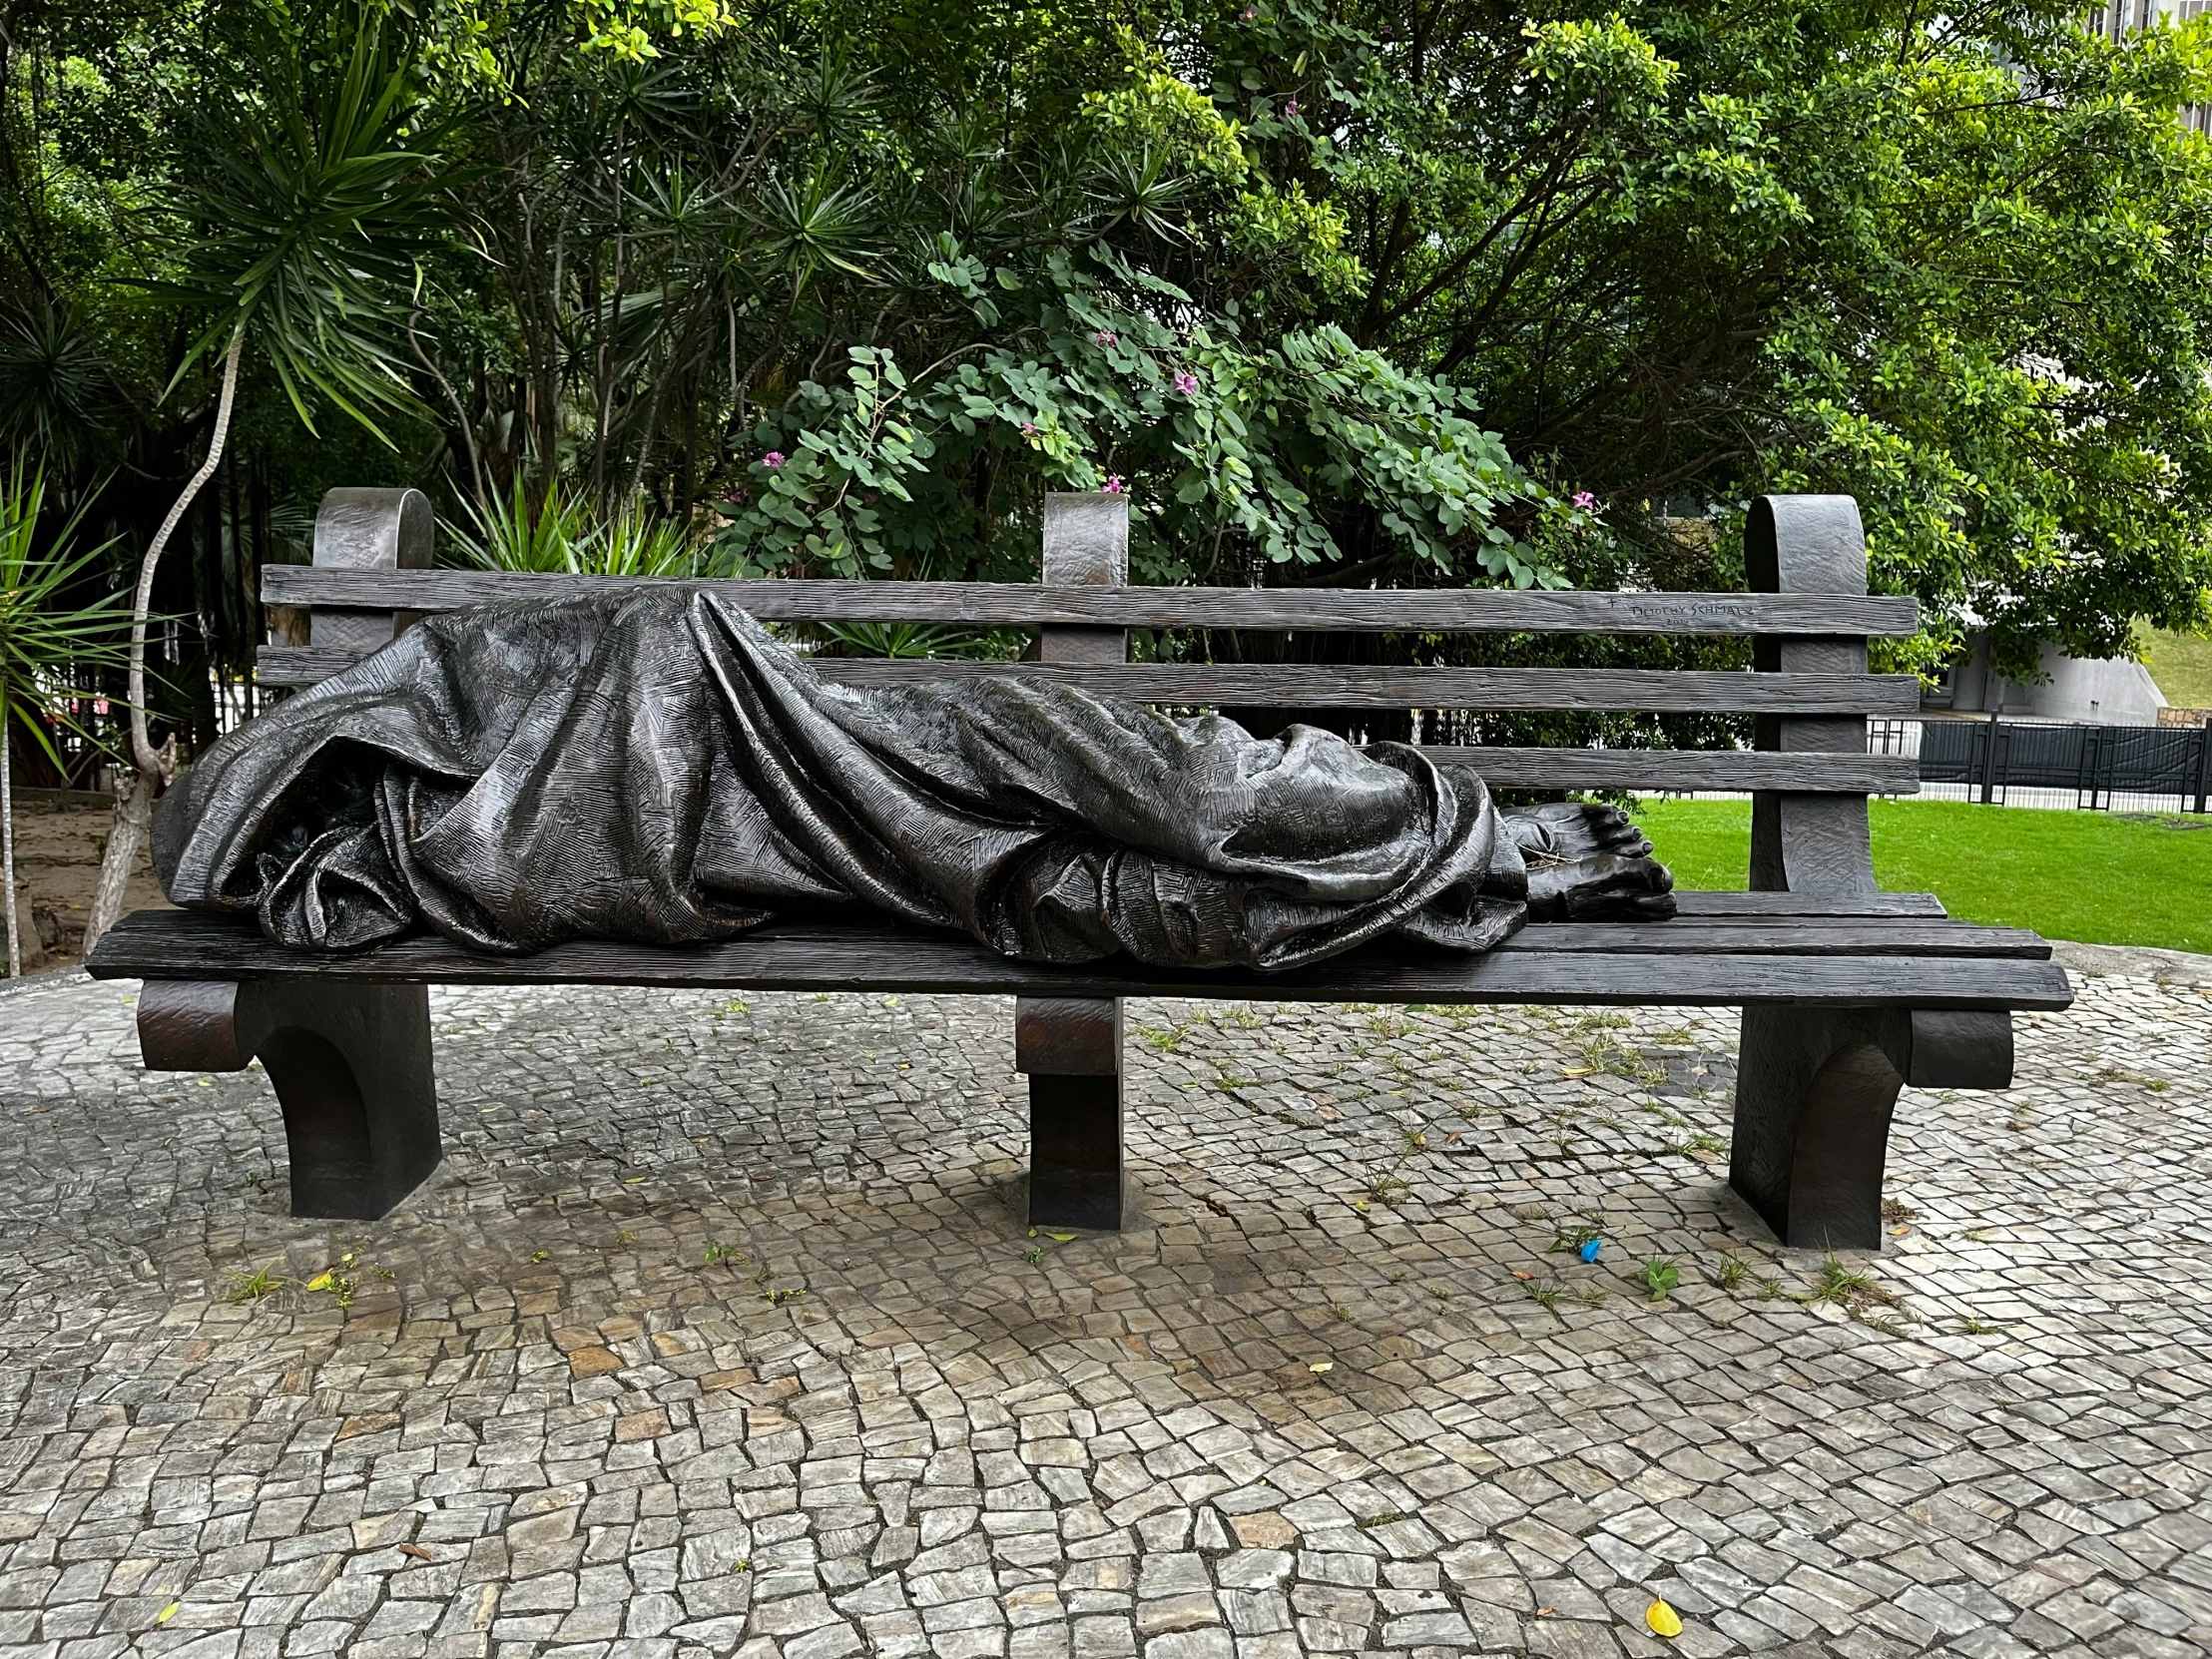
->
1543;921;2042;954
87;911;2070;1009
1503;921;2042;956
263;568;1923;636
255;645;1921;715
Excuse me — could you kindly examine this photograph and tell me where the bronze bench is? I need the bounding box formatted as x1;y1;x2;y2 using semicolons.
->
88;489;2072;1249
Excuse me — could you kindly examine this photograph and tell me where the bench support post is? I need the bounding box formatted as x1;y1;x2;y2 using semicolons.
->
1733;1005;2011;1249
1016;996;1126;1229
1736;496;1896;1249
138;980;440;1220
304;487;433;654
1747;495;1879;896
1010;492;1135;1231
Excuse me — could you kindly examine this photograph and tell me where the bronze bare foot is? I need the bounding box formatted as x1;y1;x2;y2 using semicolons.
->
1500;804;1676;922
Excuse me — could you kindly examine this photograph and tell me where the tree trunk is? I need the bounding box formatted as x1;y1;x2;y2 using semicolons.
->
83;326;244;956
2;705;17;978
82;764;151;953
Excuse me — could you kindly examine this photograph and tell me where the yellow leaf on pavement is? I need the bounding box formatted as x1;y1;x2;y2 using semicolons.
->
1646;1598;1683;1638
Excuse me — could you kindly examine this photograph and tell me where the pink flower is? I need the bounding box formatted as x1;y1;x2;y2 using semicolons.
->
1020;421;1038;434
1571;490;1595;510
1174;369;1200;394
1239;5;1255;17
760;451;787;469
94;698;109;716
1102;475;1125;494
1283;98;1301;117
1094;328;1120;347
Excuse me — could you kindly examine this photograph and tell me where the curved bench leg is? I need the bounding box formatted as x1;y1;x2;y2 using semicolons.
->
1731;1006;2012;1250
1732;1007;1906;1251
138;980;440;1220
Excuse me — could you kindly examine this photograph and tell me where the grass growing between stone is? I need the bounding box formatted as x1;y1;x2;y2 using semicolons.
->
1635;796;2212;953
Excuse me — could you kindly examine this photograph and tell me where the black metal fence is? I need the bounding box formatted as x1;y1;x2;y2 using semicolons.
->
1906;717;2212;813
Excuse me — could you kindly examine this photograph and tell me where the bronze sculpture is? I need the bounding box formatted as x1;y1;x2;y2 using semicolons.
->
156;588;1673;967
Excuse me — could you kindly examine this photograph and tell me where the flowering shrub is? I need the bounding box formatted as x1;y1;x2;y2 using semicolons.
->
713;252;1557;587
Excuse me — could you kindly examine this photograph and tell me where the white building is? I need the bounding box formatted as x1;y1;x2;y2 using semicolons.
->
2091;0;2212;130
1925;633;2170;725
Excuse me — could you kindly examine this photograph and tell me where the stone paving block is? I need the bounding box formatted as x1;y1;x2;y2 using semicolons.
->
0;970;2206;1656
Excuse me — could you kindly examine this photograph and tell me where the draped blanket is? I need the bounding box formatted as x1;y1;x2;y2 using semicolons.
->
156;587;1667;969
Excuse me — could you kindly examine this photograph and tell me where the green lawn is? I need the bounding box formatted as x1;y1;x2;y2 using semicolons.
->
2144;627;2212;711
1633;796;2212;953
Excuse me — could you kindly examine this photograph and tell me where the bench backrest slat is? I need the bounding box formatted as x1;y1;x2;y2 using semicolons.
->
257;489;1916;859
262;565;1921;638
254;648;1919;716
1434;748;1912;793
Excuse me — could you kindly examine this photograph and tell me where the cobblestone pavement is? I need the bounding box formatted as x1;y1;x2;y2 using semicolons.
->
0;964;2207;1659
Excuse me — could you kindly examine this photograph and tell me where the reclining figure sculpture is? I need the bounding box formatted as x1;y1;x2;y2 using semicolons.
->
156;588;1674;969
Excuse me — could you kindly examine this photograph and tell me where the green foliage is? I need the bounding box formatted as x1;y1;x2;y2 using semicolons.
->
137;5;445;442
450;477;598;573
715;295;1543;585
0;462;130;766
451;477;702;575
4;0;2212;713
0;303;126;469
222;1261;286;1303
1243;0;2212;673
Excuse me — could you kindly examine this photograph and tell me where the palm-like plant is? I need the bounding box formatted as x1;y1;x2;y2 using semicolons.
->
450;478;704;578
0;302;127;469
449;477;600;574
86;4;445;950
0;463;130;975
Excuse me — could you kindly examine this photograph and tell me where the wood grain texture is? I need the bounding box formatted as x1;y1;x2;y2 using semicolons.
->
1517;921;2045;956
1748;495;1881;895
261;567;1921;637
1906;1009;2014;1089
86;910;2073;1009
1670;890;1944;918
1427;748;1917;793
1733;1004;1909;1250
241;979;441;1221
1015;997;1123;1075
307;488;431;655
1040;495;1129;666
255;644;1922;714
136;981;250;1071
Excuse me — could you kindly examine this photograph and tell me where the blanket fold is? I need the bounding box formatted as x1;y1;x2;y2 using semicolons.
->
156;587;1672;968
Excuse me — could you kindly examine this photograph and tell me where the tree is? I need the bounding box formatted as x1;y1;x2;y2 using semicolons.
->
402;0;1553;586
7;0;2212;826
82;3;444;949
0;461;128;974
1180;0;2212;668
